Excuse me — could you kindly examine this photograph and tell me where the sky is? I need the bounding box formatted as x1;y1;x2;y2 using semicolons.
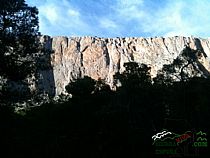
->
26;0;210;38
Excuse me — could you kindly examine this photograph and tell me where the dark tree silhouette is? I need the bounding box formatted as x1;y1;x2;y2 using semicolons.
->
0;0;51;105
114;62;151;91
65;76;96;97
113;62;152;114
0;0;40;81
152;46;210;134
1;60;210;158
154;46;207;84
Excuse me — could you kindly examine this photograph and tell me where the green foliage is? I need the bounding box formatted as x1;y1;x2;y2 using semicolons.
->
154;46;205;83
1;60;210;157
0;0;40;80
114;62;152;91
0;0;54;105
65;76;96;97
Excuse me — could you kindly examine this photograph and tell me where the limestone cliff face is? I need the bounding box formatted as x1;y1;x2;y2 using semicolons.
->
39;36;210;95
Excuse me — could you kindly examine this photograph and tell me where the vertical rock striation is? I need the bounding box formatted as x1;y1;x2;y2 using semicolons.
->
39;36;210;95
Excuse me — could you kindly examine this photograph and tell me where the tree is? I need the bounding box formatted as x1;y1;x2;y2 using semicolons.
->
154;45;206;84
65;76;96;97
0;0;43;104
114;62;151;91
0;0;40;81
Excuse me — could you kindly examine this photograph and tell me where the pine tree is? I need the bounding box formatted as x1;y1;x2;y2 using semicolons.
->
0;0;43;104
0;0;40;81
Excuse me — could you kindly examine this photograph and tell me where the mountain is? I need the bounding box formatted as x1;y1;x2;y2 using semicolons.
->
37;36;210;96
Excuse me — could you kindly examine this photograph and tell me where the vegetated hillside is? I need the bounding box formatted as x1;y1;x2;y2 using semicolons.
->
1;53;210;157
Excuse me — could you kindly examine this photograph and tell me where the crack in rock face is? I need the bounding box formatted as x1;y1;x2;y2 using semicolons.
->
38;36;210;95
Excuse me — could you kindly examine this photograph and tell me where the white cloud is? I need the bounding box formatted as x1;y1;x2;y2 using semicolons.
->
31;0;94;36
26;0;210;37
114;0;210;37
67;9;80;17
100;18;117;29
141;1;186;35
142;0;210;37
115;0;145;20
117;0;144;7
40;4;59;24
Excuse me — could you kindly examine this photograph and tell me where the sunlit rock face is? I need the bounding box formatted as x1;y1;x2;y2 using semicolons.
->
39;36;210;95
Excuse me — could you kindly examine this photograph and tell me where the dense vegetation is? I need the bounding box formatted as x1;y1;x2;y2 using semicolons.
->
0;0;51;105
1;60;210;157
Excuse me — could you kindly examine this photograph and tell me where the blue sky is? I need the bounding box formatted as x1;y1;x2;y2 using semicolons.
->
26;0;210;38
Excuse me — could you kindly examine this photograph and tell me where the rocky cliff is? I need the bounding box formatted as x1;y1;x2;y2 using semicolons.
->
38;36;210;95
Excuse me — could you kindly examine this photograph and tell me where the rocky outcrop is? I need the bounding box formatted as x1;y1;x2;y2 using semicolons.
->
38;36;210;95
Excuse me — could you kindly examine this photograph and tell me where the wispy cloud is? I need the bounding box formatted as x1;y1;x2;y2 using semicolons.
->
26;0;210;37
99;18;117;29
141;1;188;36
131;0;210;37
40;3;59;25
115;0;144;21
113;0;210;37
28;0;94;36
